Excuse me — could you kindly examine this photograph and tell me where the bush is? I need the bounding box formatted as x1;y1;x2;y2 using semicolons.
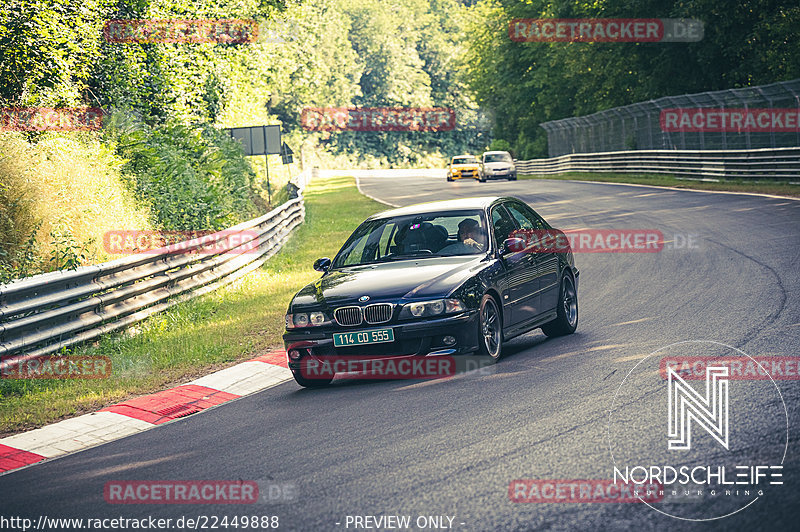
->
488;138;513;154
104;111;260;231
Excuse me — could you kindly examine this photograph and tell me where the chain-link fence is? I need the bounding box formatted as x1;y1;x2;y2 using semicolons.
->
541;79;800;157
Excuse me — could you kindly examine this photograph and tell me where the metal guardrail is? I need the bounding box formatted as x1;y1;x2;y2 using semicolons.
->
514;147;800;179
0;171;310;369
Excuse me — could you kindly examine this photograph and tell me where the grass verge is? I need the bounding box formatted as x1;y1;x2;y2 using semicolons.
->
519;172;800;198
0;176;384;436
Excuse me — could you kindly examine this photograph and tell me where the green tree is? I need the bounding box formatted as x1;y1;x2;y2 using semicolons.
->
462;0;800;158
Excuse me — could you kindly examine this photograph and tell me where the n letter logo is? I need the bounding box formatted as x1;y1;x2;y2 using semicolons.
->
667;366;729;450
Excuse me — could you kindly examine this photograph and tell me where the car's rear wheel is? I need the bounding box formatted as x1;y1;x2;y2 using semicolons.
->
291;370;333;388
477;294;502;362
541;274;578;337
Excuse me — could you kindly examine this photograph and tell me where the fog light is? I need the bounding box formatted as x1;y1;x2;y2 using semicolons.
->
442;336;456;346
288;349;302;361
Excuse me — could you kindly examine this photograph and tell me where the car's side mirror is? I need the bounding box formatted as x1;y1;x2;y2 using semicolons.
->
313;257;331;272
501;238;525;255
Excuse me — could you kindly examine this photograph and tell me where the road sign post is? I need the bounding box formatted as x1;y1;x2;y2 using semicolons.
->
225;125;282;204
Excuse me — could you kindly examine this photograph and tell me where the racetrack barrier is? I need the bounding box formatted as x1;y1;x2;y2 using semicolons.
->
514;147;800;179
0;170;310;370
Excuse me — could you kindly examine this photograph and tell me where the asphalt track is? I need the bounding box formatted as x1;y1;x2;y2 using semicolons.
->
1;171;799;531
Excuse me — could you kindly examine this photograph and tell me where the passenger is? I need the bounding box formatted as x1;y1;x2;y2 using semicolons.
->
439;218;486;255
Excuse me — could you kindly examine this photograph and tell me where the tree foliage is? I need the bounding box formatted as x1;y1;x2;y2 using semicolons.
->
462;0;800;158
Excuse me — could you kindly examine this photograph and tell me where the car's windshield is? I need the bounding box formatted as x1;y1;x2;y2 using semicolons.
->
452;156;478;164
331;210;488;268
483;153;513;163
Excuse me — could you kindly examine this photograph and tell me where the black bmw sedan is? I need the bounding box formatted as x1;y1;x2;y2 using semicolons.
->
283;196;579;387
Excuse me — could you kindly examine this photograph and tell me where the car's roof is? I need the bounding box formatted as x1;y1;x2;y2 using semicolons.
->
483;150;511;155
368;197;503;219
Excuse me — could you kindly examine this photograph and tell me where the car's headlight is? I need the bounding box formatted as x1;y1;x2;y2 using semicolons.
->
286;311;329;329
399;298;465;319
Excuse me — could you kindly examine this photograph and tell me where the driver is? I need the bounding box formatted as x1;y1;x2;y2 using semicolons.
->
439;218;486;255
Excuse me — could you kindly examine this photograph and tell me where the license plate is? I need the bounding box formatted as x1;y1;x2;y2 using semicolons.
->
333;328;394;347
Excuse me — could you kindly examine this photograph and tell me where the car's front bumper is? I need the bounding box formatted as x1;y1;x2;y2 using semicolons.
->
451;168;481;180
283;310;480;370
483;169;516;179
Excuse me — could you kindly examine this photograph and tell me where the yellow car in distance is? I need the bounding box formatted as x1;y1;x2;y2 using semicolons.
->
446;155;481;181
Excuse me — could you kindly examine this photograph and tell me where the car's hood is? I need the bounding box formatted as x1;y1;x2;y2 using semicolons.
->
290;256;486;310
451;163;479;168
483;161;514;170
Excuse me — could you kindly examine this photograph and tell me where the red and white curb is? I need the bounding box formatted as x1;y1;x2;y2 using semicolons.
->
0;349;291;475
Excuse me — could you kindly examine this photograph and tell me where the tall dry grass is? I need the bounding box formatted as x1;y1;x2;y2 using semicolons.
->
0;132;152;280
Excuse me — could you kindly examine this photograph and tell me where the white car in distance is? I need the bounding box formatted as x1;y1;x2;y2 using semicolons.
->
480;151;517;182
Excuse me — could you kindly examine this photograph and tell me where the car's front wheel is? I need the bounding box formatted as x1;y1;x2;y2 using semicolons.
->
541;274;578;337
479;173;486;182
291;370;333;388
477;294;502;362
447;173;453;181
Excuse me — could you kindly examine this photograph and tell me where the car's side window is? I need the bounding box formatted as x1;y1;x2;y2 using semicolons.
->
505;202;545;230
490;206;517;249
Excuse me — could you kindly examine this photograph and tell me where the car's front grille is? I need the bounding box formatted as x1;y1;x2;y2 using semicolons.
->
364;303;392;324
334;306;362;326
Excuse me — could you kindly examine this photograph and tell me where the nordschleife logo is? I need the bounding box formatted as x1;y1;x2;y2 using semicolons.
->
607;340;788;521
